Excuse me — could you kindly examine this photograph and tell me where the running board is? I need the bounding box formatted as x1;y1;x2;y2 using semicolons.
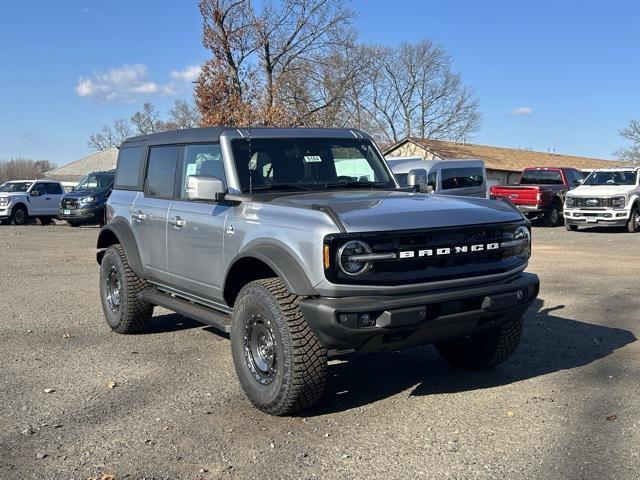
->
139;289;231;333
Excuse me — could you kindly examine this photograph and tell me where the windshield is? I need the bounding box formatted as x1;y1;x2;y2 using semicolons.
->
0;181;32;192
74;173;114;191
230;138;395;193
520;170;563;185
583;170;638;186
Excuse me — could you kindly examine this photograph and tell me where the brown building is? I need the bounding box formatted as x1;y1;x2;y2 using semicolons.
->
44;148;118;184
383;138;619;188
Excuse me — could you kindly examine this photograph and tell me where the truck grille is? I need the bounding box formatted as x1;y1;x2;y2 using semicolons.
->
325;222;528;286
61;198;79;209
572;197;614;208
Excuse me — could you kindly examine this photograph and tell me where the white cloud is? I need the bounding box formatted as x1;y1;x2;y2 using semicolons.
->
508;106;533;116
170;64;201;83
75;64;176;102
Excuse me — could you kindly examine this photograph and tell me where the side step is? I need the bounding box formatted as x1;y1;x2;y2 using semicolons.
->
139;289;232;333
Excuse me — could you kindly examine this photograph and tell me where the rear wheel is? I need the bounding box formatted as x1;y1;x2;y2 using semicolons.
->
435;315;523;369
627;207;640;233
99;244;154;334
10;205;28;226
38;216;53;226
67;221;80;227
231;278;327;415
543;204;562;227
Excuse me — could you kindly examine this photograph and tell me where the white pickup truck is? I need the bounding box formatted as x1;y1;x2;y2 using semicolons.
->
564;167;640;232
0;180;65;225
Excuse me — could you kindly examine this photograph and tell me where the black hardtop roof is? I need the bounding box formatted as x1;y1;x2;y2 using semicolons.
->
121;127;371;147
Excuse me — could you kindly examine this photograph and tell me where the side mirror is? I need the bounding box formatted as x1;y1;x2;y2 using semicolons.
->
30;189;41;197
186;175;226;201
407;168;428;192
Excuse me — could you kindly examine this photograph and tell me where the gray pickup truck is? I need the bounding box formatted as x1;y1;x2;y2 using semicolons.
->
96;127;539;415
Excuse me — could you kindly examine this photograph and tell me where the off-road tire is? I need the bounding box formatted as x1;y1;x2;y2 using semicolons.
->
435;315;523;369
231;278;327;415
543;203;562;227
10;205;28;226
627;207;639;233
565;223;578;231
99;244;154;334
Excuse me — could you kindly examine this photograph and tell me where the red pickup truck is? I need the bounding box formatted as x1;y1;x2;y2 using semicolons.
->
490;167;584;226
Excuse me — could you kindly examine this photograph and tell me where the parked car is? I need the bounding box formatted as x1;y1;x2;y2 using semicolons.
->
0;179;64;225
58;170;115;227
387;158;487;197
96;127;539;415
490;167;584;226
564;167;640;232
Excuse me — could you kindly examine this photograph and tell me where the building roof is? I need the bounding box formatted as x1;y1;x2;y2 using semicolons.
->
384;138;620;172
44;148;118;182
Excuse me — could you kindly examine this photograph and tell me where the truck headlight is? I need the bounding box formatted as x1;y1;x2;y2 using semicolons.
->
612;196;626;209
338;240;373;276
512;226;531;260
565;196;574;208
79;196;95;205
0;197;9;207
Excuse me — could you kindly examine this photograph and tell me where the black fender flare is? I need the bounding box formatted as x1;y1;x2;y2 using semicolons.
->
96;218;144;278
226;243;317;297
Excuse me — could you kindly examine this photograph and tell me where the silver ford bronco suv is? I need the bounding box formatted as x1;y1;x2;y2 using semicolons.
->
96;127;539;415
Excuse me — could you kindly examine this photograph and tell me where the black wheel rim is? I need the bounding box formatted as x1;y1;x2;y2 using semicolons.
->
106;265;122;314
243;313;277;385
634;212;640;231
14;209;25;225
551;209;559;225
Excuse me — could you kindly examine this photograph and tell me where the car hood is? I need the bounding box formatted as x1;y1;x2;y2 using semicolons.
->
63;189;107;199
569;185;634;197
271;190;524;232
0;192;27;198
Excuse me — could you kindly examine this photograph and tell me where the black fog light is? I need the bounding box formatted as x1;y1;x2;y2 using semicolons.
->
337;312;377;328
604;213;612;218
358;313;375;327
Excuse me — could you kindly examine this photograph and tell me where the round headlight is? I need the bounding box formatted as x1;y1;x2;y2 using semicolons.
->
338;240;373;276
80;196;95;204
514;226;531;259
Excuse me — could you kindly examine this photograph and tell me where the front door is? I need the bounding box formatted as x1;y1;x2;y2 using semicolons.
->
166;143;229;302
131;145;179;284
28;183;49;214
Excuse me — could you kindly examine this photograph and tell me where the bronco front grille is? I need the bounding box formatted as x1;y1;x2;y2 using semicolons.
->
324;222;528;286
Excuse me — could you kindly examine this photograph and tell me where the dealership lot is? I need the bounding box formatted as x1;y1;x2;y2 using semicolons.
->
1;224;639;479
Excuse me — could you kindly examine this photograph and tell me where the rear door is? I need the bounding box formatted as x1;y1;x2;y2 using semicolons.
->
166;143;229;302
131;145;179;284
44;183;64;214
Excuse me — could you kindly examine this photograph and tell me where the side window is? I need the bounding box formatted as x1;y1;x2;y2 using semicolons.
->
45;183;63;195
177;144;224;199
145;146;179;198
427;172;437;191
115;147;143;190
441;167;484;190
568;170;583;186
31;183;47;195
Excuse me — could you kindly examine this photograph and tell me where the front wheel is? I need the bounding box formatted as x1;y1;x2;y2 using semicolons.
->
627;207;640;233
435;315;523;369
99;244;154;333
231;278;327;415
10;205;28;225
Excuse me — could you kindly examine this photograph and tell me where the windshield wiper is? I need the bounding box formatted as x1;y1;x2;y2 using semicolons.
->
244;184;312;193
323;181;390;189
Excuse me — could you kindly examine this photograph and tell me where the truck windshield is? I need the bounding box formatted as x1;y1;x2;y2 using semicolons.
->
74;174;114;191
230;138;395;193
520;170;563;185
583;170;638;186
0;182;32;192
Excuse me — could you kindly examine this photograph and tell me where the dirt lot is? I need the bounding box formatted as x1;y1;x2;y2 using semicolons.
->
1;223;639;480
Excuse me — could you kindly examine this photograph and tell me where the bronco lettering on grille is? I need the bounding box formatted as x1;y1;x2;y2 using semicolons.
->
398;243;500;259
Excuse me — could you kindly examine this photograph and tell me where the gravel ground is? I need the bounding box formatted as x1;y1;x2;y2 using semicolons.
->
1;223;639;480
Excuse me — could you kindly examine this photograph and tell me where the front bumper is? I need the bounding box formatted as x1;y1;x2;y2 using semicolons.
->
58;207;99;221
564;208;630;227
0;207;10;219
299;272;539;355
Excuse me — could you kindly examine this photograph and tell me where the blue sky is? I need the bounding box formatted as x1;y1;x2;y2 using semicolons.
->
1;0;638;166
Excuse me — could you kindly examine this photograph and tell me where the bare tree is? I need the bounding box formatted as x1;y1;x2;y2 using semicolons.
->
196;0;355;126
0;158;57;183
87;118;133;151
616;119;640;164
130;103;165;135
166;99;202;130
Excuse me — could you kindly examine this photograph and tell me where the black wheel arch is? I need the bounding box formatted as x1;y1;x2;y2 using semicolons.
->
96;218;144;278
224;244;316;307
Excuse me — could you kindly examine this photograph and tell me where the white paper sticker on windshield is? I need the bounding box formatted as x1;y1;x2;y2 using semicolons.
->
303;155;322;163
186;163;197;176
